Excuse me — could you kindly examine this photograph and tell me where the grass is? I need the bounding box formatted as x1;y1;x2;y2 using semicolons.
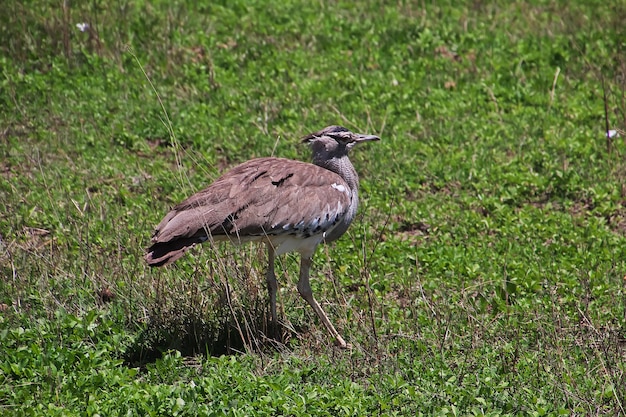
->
1;0;626;415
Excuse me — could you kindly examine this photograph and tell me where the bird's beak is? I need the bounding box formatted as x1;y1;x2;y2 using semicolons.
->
354;133;380;142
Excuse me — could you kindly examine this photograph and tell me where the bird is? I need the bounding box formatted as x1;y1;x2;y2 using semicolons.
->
145;125;380;348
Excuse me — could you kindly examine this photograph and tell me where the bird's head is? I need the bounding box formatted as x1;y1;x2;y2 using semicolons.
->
302;125;380;158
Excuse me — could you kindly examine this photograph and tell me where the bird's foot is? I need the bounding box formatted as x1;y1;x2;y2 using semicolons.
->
335;337;352;350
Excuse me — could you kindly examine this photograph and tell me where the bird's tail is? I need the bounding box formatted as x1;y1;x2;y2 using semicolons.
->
145;237;204;267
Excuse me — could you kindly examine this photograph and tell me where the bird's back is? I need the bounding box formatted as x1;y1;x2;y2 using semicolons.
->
146;157;354;265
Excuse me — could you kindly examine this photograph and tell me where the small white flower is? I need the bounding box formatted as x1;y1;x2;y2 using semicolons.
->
607;130;619;138
76;22;89;32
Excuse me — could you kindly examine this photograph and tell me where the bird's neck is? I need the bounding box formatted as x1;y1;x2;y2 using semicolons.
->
314;155;360;242
313;155;360;192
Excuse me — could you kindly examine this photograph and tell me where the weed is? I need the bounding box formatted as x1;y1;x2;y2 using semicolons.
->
2;0;626;415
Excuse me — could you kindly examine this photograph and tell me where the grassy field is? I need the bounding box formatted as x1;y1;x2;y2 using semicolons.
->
2;0;626;415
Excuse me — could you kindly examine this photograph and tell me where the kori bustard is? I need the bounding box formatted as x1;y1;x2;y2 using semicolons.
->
145;125;379;348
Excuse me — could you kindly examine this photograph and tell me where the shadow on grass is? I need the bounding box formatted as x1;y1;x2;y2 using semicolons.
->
121;302;300;367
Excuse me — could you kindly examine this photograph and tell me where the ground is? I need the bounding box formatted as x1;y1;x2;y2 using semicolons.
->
1;0;625;415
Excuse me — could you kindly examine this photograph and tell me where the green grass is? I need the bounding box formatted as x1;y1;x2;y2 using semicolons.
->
2;0;626;415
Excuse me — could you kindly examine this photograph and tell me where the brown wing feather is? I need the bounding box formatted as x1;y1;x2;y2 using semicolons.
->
146;157;351;265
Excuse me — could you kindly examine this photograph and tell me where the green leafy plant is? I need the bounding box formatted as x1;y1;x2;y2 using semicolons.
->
1;0;626;415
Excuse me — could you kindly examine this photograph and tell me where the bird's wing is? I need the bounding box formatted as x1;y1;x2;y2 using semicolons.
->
150;157;352;243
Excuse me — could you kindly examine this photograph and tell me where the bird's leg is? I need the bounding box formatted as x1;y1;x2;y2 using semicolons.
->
296;256;350;349
266;245;278;336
